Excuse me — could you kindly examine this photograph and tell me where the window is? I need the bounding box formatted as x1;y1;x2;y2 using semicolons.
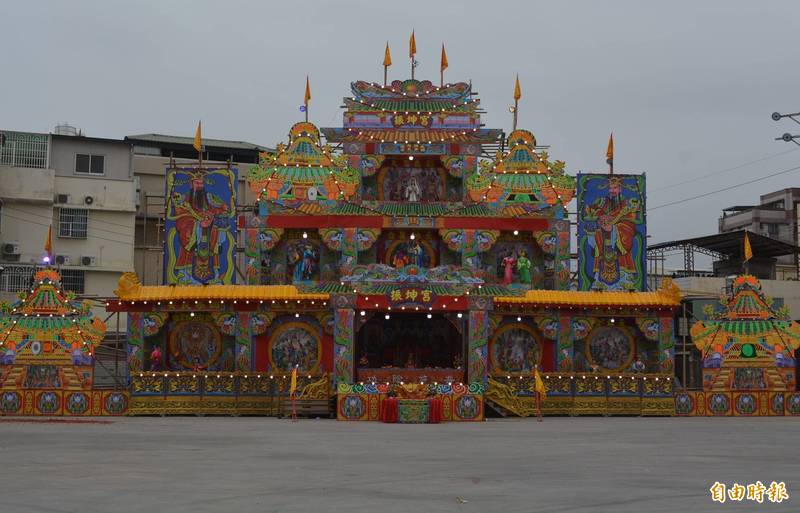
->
75;153;105;175
60;269;85;294
58;208;88;238
0;199;3;233
0;264;36;292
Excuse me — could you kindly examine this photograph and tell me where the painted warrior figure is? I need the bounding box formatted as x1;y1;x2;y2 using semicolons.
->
584;176;640;287
169;172;230;282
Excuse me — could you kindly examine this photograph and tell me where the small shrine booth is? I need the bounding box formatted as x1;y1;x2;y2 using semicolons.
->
676;275;800;416
0;269;127;416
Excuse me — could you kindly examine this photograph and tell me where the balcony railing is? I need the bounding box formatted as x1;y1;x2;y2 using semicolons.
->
0;131;49;169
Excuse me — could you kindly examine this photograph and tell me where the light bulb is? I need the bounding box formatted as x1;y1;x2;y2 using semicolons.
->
513;230;519;236
302;231;308;239
360;310;366;316
410;233;416;240
385;314;390;320
408;155;414;161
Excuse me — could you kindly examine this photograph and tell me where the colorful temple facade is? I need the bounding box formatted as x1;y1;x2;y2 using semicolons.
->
105;63;686;420
3;43;798;418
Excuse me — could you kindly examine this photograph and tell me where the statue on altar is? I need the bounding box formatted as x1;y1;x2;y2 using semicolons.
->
405;176;421;202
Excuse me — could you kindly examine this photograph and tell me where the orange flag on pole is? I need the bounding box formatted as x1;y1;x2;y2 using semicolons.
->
606;133;614;166
383;42;392;67
440;44;448;72
514;75;522;101
44;225;52;261
290;366;298;395
304;76;311;106
193;121;202;153
743;231;753;262
409;30;417;59
534;367;547;399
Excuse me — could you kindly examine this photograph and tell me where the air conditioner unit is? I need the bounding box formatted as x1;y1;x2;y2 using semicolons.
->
55;254;71;266
81;255;97;266
55;194;70;204
1;242;20;255
84;195;95;206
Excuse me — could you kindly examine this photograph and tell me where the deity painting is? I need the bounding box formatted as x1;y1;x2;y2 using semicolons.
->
168;321;223;370
24;365;62;389
455;395;480;420
587;326;633;371
490;325;541;373
577;174;645;291
287;240;320;283
381;167;444;202
165;166;237;285
386;240;435;269
270;324;320;372
340;395;366;419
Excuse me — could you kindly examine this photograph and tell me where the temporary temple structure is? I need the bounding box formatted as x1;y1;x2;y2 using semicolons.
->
676;275;800;416
0;268;126;415
100;36;690;420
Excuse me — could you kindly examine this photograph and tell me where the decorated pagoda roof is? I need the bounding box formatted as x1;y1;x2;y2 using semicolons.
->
246;122;359;200
0;269;106;360
344;80;479;114
320;127;501;144
494;279;682;309
690;275;800;352
111;272;329;306
469;130;576;206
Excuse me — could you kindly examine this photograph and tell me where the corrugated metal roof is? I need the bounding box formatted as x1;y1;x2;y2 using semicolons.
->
126;133;272;152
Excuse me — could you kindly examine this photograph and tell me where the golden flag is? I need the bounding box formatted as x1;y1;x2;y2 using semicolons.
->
290;366;298;395
383;42;392;67
304;76;311;106
409;30;416;58
440;44;448;72
514;75;522;101
193;121;202;153
44;225;52;260
743;231;753;263
606;133;614;165
534;368;547;399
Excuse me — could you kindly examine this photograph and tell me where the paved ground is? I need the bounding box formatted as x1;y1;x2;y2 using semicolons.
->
0;417;796;513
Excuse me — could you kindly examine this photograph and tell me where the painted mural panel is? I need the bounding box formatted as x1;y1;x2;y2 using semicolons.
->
164;165;237;285
577;173;646;291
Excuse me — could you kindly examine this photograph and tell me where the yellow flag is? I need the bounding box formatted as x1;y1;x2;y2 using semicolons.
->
534;368;547;399
44;225;52;260
304;76;311;106
409;30;416;58
383;42;392;67
193;121;202;153
290;366;298;395
514;75;522;101
606;133;614;165
440;44;448;72
743;231;753;263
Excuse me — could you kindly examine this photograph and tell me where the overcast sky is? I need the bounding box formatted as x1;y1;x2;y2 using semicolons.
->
3;0;799;256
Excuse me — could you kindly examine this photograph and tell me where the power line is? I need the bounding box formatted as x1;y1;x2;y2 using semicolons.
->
0;212;134;246
650;147;800;193
3;206;135;238
649;164;800;211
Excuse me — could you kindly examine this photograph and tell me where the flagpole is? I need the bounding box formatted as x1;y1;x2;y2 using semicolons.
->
513;98;518;131
384;65;388;87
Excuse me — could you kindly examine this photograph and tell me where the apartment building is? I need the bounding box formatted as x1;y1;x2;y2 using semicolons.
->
0;128;136;328
719;188;800;278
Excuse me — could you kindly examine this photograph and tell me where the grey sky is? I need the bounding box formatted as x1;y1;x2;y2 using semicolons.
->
3;0;799;251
